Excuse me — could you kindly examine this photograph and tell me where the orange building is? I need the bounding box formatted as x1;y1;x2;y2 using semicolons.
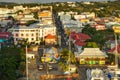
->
38;11;52;18
45;34;56;45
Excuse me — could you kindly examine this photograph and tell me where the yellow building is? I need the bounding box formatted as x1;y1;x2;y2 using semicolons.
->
80;18;89;23
38;11;52;18
113;24;120;33
79;48;108;65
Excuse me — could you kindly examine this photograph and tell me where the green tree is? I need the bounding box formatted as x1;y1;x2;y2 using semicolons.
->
33;12;38;19
18;62;26;76
82;25;105;48
26;20;38;26
85;42;99;48
59;48;76;71
0;57;17;80
0;46;26;79
16;10;23;14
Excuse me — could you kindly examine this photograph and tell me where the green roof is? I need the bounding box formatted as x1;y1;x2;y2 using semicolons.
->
113;24;120;26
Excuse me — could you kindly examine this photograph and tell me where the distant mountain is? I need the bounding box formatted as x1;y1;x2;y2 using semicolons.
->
0;0;117;4
0;2;17;5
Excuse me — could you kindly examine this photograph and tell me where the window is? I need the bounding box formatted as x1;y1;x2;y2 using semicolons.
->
31;38;34;40
26;34;29;36
16;38;18;41
31;34;34;36
15;34;18;36
36;33;38;36
26;38;28;41
21;34;24;36
20;30;24;32
31;30;35;32
15;30;19;32
25;30;29;32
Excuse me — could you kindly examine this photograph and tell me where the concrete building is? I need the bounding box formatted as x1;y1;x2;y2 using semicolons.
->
8;23;56;44
8;25;39;44
38;6;53;25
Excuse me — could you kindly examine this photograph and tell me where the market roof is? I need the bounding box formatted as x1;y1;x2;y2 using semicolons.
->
113;24;120;26
79;48;108;58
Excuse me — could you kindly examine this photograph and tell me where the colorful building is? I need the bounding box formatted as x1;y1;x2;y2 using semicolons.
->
79;48;108;65
0;32;13;45
45;34;56;45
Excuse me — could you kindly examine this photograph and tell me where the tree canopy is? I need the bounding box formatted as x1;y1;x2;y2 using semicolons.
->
0;46;26;80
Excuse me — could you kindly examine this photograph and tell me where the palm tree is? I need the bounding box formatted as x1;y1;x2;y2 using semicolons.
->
58;48;76;71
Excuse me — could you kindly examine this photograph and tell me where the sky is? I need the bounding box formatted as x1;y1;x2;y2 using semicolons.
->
0;0;116;4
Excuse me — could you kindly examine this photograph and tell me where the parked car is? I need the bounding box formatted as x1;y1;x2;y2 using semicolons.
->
38;65;43;70
48;65;53;70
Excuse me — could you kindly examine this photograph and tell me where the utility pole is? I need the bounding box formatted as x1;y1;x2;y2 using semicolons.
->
112;26;120;69
68;36;71;74
114;33;118;68
0;43;1;50
26;45;28;80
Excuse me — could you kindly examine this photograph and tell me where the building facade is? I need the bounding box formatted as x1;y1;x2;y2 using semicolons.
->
8;24;56;44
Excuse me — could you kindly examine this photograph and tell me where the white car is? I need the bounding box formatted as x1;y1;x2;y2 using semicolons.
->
48;65;53;70
38;65;43;70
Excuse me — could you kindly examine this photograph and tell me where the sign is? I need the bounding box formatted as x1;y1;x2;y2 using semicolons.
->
113;26;120;33
41;57;51;62
99;60;105;64
80;59;85;64
114;30;120;33
107;73;112;79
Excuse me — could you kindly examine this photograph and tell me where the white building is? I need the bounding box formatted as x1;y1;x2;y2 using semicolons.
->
19;14;35;24
13;5;24;11
8;25;39;44
0;8;14;20
60;14;71;21
8;23;56;44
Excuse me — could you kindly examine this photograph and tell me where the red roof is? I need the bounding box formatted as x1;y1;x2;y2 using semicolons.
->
69;32;91;40
109;44;120;53
0;32;11;38
45;34;56;39
75;33;91;40
69;32;91;46
69;31;76;39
